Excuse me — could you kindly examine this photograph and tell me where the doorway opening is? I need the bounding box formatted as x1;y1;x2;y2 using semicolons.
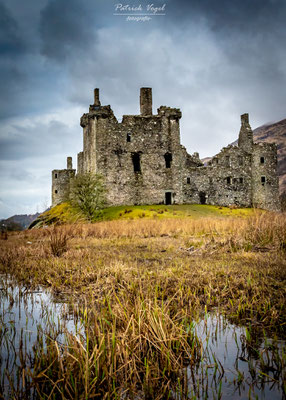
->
199;192;206;204
165;192;172;205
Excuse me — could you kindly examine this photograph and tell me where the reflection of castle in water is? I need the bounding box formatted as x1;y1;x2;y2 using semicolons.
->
52;88;280;211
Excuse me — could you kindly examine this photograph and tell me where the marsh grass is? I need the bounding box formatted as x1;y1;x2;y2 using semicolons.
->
48;225;69;257
27;297;202;399
0;210;285;398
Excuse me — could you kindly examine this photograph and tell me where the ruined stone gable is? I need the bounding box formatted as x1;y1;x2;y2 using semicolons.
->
52;88;281;211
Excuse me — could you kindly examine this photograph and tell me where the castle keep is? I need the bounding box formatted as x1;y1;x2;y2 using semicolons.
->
52;88;280;211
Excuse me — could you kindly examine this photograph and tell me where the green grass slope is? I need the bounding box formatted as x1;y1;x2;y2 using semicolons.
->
30;202;255;228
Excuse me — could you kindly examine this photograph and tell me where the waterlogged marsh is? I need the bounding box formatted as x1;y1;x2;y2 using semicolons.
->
190;316;285;399
0;213;285;398
0;276;80;398
0;276;285;399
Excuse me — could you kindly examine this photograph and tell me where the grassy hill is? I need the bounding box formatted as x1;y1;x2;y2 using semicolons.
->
30;202;255;227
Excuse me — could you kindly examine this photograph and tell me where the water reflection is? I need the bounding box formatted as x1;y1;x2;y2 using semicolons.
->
0;276;77;398
188;315;285;399
0;275;285;399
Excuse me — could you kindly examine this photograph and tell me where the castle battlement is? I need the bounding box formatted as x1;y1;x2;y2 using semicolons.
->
51;88;280;211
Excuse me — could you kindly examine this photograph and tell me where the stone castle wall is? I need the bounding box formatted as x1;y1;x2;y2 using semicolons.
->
252;143;280;211
52;158;75;206
51;88;280;211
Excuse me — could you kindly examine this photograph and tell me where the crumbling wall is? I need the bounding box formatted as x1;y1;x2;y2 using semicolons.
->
52;157;75;206
51;90;280;212
252;143;280;211
182;145;252;207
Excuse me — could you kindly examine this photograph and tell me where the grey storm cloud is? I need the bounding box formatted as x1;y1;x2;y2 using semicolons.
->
0;119;81;161
0;2;28;118
165;0;286;32
0;2;26;55
39;0;111;61
0;0;286;218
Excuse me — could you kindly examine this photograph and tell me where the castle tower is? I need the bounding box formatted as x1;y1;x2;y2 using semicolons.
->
140;87;152;116
251;143;281;211
51;89;280;212
80;89;116;174
238;113;253;153
51;157;76;206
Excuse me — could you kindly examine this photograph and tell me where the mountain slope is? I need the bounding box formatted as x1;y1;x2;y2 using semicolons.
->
0;213;40;230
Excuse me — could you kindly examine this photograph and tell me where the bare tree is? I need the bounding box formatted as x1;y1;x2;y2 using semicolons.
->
69;173;106;220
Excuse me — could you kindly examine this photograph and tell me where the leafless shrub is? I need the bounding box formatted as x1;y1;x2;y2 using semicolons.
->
48;225;69;257
0;230;8;240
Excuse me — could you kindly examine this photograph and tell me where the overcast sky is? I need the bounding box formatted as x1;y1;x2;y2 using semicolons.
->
0;0;286;218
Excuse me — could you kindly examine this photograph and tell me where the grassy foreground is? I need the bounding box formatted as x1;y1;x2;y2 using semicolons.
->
0;208;286;398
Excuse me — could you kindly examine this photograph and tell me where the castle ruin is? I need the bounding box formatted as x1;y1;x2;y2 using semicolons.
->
52;88;280;211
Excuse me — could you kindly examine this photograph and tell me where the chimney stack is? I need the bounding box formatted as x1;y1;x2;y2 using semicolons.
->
241;113;249;125
140;87;152;116
67;157;72;170
94;88;101;106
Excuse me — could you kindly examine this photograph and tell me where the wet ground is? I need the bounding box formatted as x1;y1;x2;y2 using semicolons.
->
0;275;285;399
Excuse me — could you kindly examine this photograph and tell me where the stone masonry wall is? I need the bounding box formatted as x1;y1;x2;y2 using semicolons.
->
52;157;76;206
182;145;253;207
51;89;281;211
52;168;75;206
252;143;280;211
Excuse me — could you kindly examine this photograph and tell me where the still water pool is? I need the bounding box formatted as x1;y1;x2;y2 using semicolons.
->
0;275;285;399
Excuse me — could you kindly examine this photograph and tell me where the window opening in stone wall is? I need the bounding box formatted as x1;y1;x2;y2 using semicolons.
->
187;177;190;184
260;156;265;164
199;192;206;204
225;156;230;166
209;177;213;184
239;177;244;184
127;133;131;142
132;152;141;172
226;177;231;184
238;156;243;166
165;192;172;205
55;173;58;178
55;190;58;194
261;176;266;186
164;153;172;168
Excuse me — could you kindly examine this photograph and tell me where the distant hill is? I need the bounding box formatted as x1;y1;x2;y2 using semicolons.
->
202;118;286;194
1;213;41;231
